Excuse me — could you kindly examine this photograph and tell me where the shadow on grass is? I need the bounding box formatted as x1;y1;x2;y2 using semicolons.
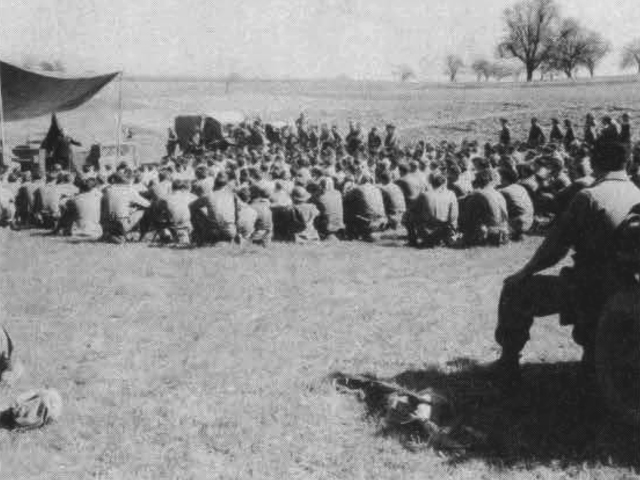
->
343;359;640;469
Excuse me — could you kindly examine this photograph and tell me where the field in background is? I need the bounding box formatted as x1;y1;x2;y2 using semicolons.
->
4;76;640;163
1;79;640;478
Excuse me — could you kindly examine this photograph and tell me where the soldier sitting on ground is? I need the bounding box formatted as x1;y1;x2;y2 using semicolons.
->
493;140;640;389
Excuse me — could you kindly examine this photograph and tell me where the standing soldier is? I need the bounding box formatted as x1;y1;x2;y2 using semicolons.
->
384;124;399;154
563;119;576;150
584;113;597;147
367;127;382;156
51;128;82;171
549;118;563;144
527;118;545;149
499;118;511;146
166;128;178;157
619;113;632;160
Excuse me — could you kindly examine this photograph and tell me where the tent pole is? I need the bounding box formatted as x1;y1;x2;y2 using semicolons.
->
0;63;7;168
115;71;123;164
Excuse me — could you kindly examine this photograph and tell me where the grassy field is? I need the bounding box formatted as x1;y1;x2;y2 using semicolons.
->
0;228;638;479
2;78;640;478
4;76;640;162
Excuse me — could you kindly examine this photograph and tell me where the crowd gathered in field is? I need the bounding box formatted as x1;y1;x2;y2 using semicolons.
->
0;111;635;248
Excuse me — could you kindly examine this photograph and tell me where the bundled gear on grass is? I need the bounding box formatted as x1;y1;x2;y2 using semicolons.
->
2;389;63;430
331;373;486;453
0;326;62;431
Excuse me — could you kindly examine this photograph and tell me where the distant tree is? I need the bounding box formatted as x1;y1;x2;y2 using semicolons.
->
497;0;560;82
580;32;610;78
22;56;65;73
444;54;464;82
545;19;609;79
224;72;243;94
471;58;492;81
539;58;560;81
393;64;416;82
52;60;66;73
490;62;519;81
547;18;592;79
621;38;640;74
511;67;524;82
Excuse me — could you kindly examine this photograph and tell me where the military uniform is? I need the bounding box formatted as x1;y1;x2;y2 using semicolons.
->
496;171;640;358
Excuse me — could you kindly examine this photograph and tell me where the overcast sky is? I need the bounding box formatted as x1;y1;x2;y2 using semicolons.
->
1;0;638;79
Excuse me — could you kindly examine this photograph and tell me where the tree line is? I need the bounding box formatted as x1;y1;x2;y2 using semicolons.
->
397;0;640;83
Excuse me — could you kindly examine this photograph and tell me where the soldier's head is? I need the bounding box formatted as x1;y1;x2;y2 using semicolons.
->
429;172;447;189
592;139;627;173
79;178;97;193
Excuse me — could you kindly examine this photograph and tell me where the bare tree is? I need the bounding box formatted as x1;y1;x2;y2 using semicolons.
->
471;59;492;81
444;54;464;82
621;38;640;74
393;64;416;82
580;32;610;78
497;0;560;82
547;18;592;79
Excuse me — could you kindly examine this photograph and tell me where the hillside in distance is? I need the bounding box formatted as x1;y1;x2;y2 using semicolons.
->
4;73;640;162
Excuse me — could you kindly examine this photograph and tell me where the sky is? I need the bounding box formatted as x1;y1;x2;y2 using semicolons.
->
1;0;639;80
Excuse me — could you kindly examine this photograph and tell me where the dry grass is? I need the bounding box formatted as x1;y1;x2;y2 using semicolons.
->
2;78;640;478
0;228;638;479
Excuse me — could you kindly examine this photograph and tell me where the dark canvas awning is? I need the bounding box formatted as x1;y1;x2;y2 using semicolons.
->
0;60;119;122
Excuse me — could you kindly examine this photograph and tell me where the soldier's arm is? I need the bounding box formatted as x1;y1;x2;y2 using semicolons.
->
516;192;588;278
131;191;151;209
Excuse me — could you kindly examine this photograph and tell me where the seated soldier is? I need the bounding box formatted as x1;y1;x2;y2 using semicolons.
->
248;184;273;247
235;186;258;245
189;172;237;245
60;178;103;238
155;179;196;244
147;169;173;202
554;155;594;215
52;173;79;233
4;172;21;201
33;172;63;229
517;163;540;202
378;170;406;230
396;161;427;246
494;141;640;388
343;174;387;242
313;177;344;240
290;186;320;242
101;171;151;243
0;182;16;227
499;168;534;240
56;173;79;200
459;169;509;246
15;171;43;227
193;164;214;194
411;172;459;248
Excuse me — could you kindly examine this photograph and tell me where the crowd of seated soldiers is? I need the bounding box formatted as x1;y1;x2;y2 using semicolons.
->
0;112;635;248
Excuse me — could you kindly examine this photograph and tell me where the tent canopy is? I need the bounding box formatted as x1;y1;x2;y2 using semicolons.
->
0;60;119;122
